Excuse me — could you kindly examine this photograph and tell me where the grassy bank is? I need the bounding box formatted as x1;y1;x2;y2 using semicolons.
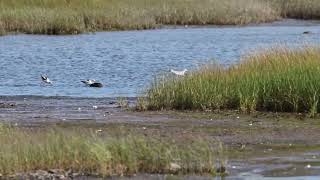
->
269;0;320;19
0;0;280;35
145;47;320;116
0;124;221;177
1;0;319;35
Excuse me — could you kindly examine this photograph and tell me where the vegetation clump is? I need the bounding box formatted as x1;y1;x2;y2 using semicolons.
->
0;0;283;35
146;47;320;116
0;125;220;177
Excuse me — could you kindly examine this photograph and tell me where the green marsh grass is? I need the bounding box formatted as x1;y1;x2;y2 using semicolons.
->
1;0;320;35
146;47;320;116
0;125;220;177
269;0;320;19
0;0;279;35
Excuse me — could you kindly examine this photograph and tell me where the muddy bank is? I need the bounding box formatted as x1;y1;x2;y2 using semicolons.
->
1;96;320;178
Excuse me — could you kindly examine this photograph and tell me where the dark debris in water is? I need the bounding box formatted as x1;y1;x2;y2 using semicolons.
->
0;102;16;108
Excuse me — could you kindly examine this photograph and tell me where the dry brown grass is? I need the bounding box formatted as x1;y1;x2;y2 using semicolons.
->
0;0;279;35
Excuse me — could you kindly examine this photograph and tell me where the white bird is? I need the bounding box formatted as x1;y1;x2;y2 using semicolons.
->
41;75;52;84
170;69;188;76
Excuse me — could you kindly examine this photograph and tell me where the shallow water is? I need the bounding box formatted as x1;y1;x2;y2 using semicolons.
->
0;20;320;97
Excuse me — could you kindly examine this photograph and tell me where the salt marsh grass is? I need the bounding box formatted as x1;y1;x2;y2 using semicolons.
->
146;47;320;116
0;0;278;35
0;125;219;177
270;0;320;19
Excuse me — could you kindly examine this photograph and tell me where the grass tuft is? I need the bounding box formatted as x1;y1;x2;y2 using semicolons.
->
146;47;320;115
0;124;221;177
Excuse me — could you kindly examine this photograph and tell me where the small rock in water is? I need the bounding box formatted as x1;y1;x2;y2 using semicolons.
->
0;102;16;108
216;166;226;173
109;101;116;105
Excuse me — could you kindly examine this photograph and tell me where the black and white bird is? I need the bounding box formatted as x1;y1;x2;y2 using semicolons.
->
170;69;188;76
81;79;96;85
41;75;52;84
81;79;103;88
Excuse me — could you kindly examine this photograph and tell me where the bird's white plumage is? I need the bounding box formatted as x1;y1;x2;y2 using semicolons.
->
81;79;96;85
170;69;188;76
41;75;52;84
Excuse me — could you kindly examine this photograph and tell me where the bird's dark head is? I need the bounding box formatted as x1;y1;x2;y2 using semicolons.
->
41;75;47;80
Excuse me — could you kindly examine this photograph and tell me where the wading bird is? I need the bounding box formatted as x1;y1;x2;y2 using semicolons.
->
170;69;188;76
41;75;52;84
81;79;103;88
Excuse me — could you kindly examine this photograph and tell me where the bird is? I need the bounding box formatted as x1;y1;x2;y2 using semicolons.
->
41;75;52;84
81;79;96;85
170;69;188;76
81;79;103;88
303;31;311;34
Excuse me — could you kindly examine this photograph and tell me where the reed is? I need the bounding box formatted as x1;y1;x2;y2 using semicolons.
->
269;0;320;19
0;125;219;177
0;0;278;35
146;47;320;116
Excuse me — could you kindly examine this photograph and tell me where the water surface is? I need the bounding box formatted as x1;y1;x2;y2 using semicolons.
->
1;20;320;97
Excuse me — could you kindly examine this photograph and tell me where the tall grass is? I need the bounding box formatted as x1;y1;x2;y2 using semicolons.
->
269;0;320;19
0;125;220;177
0;0;279;35
146;47;320;116
1;0;319;35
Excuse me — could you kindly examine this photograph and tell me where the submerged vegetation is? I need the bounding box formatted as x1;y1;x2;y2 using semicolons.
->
0;0;319;35
146;47;320;116
0;125;220;177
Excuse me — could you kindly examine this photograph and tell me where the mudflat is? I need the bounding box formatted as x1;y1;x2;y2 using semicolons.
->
1;96;320;178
